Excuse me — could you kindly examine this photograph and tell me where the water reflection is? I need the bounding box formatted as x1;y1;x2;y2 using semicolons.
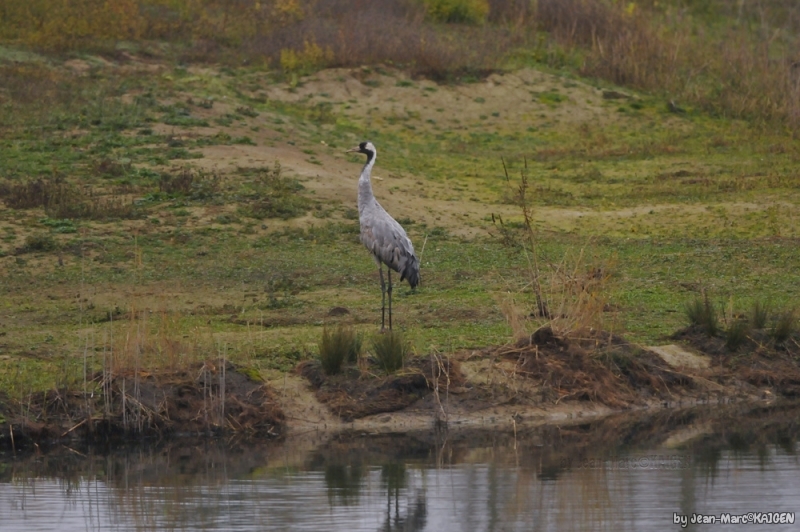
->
1;402;798;531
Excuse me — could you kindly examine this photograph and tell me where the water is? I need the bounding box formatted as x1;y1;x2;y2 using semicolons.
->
1;404;798;531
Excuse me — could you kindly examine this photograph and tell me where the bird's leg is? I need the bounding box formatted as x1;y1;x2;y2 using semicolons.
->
387;269;393;330
379;264;386;331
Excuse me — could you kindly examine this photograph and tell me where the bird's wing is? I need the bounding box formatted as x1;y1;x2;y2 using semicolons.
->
362;208;417;273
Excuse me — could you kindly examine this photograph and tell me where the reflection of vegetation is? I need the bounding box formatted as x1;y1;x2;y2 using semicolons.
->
2;406;799;529
324;464;364;506
684;405;800;479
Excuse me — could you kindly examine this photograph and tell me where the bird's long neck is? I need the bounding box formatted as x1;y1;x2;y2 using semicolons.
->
358;150;376;213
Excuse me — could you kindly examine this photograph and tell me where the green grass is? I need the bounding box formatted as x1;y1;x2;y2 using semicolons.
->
1;44;800;400
773;310;797;344
318;325;361;375
725;319;750;352
372;331;408;374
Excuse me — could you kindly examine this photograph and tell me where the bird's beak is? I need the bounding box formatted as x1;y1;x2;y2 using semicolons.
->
346;146;360;153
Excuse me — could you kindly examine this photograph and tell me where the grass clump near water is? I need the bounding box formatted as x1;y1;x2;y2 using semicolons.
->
685;296;718;337
372;331;408;374
750;300;770;330
773;310;797;344
725;319;750;352
319;326;362;375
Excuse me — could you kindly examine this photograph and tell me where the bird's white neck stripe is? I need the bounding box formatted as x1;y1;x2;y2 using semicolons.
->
358;151;377;211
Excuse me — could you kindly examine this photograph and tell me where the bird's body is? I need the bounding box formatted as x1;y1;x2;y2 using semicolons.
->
349;141;419;329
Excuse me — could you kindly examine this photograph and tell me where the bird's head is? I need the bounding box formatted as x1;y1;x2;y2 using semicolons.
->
346;141;376;160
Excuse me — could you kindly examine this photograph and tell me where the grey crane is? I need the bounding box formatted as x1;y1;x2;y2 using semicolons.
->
347;141;420;330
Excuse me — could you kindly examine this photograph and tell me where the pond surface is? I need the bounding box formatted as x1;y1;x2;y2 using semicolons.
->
1;403;798;531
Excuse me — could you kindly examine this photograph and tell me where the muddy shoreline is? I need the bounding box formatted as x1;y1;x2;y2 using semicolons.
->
1;326;798;451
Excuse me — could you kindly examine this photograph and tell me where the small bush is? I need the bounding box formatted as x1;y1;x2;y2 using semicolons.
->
751;300;770;329
725;319;750;352
243;164;312;220
159;170;195;195
319;325;360;375
773;310;796;344
372;331;408;374
0;178;69;209
159;169;220;200
23;233;57;252
685;296;718;336
422;0;489;24
279;40;333;74
47;193;136;220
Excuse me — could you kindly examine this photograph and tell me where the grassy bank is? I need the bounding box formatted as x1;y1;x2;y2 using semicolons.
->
1;1;799;412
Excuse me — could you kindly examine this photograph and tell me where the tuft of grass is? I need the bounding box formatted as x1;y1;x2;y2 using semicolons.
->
159;169;220;200
751;300;770;329
242;163;312;220
347;331;363;364
685;296;718;337
773;310;796;344
372;331;408;374
22;233;57;253
725;319;750;352
319;325;360;375
423;0;489;24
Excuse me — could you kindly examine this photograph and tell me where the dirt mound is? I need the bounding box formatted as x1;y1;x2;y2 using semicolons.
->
673;326;800;398
494;327;692;407
298;356;466;422
299;327;698;421
0;363;284;450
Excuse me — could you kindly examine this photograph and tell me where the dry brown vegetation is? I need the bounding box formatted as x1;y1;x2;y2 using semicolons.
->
3;0;800;128
0;177;138;220
0;362;284;446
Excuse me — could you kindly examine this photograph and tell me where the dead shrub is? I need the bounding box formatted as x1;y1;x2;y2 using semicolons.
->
50;193;137;220
159;168;220;199
0;177;137;220
493;159;613;340
22;233;58;253
159;169;195;195
0;178;68;209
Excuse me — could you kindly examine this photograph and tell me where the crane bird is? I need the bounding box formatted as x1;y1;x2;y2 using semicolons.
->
347;141;420;331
